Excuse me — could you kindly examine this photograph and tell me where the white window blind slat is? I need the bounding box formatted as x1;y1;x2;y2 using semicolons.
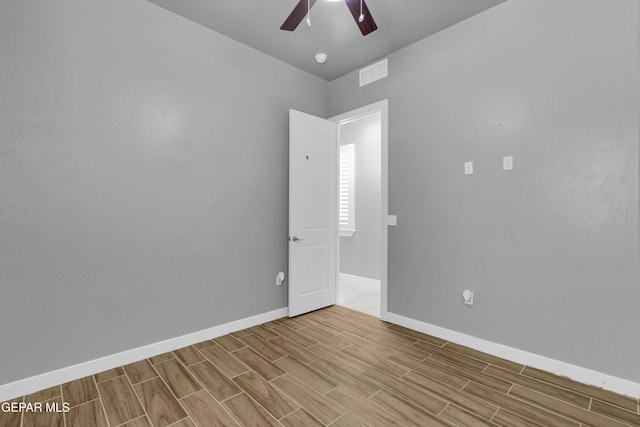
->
339;144;355;233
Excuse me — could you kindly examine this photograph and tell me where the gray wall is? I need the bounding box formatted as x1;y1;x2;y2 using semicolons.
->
0;0;327;384
330;0;640;382
339;113;382;280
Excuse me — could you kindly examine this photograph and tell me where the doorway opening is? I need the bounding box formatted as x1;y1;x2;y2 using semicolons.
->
331;100;388;319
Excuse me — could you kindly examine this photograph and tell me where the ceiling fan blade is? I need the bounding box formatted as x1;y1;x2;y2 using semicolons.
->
281;0;319;31
344;0;377;36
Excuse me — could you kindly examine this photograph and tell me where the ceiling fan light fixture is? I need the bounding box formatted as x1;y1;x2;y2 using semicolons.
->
315;53;328;64
280;0;377;36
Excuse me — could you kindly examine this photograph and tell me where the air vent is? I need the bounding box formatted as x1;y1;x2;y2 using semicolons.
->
359;58;388;87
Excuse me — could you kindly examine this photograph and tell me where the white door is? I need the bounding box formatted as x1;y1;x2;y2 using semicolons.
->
288;109;337;317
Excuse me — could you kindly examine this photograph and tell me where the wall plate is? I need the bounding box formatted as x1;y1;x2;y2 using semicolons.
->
503;156;513;170
464;161;473;175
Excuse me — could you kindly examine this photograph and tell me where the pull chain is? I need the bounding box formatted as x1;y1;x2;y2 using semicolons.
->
359;0;364;22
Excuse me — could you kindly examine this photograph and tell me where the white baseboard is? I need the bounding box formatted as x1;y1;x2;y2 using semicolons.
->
384;311;640;399
0;307;288;402
339;273;381;288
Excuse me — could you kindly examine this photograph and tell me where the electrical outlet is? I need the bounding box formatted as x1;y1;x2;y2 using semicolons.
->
503;156;513;170
464;161;473;175
463;289;474;306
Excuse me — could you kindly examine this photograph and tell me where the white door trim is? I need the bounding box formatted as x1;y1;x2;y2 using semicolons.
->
330;99;389;320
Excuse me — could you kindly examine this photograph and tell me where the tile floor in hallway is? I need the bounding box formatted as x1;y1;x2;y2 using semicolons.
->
337;274;380;317
1;305;639;427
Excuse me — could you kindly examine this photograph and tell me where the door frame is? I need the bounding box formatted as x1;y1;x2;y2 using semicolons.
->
330;99;389;320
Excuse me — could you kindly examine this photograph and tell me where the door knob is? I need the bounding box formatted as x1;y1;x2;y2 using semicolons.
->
291;236;304;242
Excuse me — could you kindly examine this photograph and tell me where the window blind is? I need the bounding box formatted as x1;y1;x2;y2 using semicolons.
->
339;144;355;233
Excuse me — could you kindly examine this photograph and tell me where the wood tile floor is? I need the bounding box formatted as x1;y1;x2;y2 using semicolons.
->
2;306;639;427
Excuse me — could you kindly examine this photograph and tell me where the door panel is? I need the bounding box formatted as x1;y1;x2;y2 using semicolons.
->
288;110;337;317
300;244;328;295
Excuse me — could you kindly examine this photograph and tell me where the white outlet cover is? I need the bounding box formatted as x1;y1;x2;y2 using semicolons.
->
463;289;474;306
503;156;513;170
464;161;473;175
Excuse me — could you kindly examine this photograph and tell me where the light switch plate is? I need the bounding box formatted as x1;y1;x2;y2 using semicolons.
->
464;161;473;175
503;156;513;170
387;215;397;226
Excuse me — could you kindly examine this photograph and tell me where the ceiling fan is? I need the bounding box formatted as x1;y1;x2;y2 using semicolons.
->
281;0;378;36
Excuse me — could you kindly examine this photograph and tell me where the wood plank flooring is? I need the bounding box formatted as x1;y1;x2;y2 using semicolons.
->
2;306;639;427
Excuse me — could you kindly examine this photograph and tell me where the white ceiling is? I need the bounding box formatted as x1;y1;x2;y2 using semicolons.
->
145;0;508;81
